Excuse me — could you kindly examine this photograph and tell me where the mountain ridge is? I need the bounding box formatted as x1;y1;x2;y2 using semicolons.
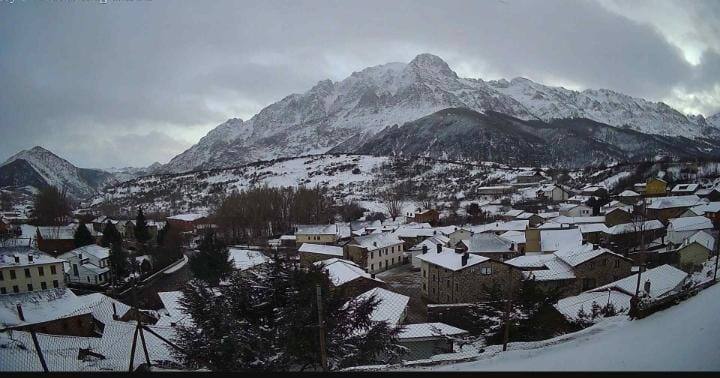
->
161;53;719;174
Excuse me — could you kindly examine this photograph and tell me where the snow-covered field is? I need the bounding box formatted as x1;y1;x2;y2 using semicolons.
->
399;283;720;371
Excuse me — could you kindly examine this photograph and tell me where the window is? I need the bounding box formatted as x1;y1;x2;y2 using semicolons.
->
446;279;450;288
480;267;492;275
385;250;388;256
50;265;57;275
24;268;31;278
422;269;426;278
38;267;44;276
99;274;103;282
12;285;19;293
432;274;435;281
391;258;395;264
0;288;5;294
602;259;607;266
370;252;374;259
87;276;90;283
27;284;33;292
73;264;79;277
614;260;620;268
0;271;3;281
53;280;59;288
422;283;426;291
370;264;374;271
41;282;47;290
431;287;435;294
10;270;16;279
455;282;459;291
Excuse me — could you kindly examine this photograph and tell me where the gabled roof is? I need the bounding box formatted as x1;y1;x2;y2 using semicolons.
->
503;209;524;217
471;220;529;233
0;247;63;267
167;212;207;222
506;254;575;281
415;249;488;271
315;258;382;287
681;230;715;251
548;216;605;225
670;183;700;193
409;236;450;252
617;190;640;197
591;264;688;299
62;244;110;260
605;220;665;235
667;216;714;232
0;288;92;329
539;228;583;252
462;233;515;253
36;225;75;240
688;202;720;214
554;243;625;267
349;233;403;251
397;322;468;340
298;243;343;256
228;248;271;270
352;288;409;327
296;224;339;236
646;195;702;210
499;230;526;245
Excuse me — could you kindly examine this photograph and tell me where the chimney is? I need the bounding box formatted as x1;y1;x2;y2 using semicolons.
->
78;253;83;260
170;322;177;327
461;252;469;267
16;304;25;321
112;302;119;320
510;242;515;251
436;244;442;253
422;245;428;254
371;273;376;279
373;241;377;247
644;280;651;294
593;244;598;250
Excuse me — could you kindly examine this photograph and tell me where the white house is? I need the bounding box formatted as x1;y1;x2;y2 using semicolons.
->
537;184;571;202
58;245;110;286
559;203;593;217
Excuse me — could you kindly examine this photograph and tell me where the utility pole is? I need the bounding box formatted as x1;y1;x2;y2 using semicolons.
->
502;265;513;352
634;264;645;298
316;285;328;372
714;231;719;283
30;331;49;372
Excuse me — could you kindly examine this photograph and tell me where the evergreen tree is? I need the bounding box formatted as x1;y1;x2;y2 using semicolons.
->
134;208;151;244
100;220;122;248
73;222;95;248
188;231;232;286
173;258;404;371
152;223;183;270
109;241;129;282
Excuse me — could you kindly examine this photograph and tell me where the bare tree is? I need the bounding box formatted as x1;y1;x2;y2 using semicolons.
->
380;189;403;220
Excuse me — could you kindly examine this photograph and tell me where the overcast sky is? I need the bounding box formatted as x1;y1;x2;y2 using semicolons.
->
1;0;719;169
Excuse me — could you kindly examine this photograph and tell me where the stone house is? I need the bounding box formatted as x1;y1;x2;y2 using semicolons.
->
344;233;404;274
413;209;440;226
298;243;344;266
616;190;641;205
314;258;384;298
645;195;702;224
35;226;78;256
604;207;633;227
417;249;523;304
455;233;520;261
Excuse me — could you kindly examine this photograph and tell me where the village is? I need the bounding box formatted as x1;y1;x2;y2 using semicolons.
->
1;164;719;371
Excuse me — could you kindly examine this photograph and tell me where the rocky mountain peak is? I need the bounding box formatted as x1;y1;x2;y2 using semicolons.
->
406;53;457;79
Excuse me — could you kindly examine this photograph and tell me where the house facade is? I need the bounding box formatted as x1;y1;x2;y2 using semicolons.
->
344;233;404;274
0;247;66;294
58;245;111;286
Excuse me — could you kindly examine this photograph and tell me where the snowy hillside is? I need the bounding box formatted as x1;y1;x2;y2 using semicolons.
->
91;154;528;213
374;283;720;371
0;146;117;199
162;53;717;173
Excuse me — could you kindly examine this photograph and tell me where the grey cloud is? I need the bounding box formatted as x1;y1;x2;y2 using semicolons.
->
1;0;718;167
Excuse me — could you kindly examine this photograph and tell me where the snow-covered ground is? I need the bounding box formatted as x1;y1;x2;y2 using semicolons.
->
399;283;720;371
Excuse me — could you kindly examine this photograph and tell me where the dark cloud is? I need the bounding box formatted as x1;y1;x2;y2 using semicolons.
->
0;0;717;167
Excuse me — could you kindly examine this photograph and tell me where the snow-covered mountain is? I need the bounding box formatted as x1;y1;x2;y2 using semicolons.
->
0;146;118;199
162;53;717;173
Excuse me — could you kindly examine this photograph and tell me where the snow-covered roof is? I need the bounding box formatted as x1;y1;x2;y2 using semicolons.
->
554;244;624;267
539;228;583;252
668;216;714;232
554;290;632;322
279;234;296;240
507;254;575;281
670;183;699;193
605;220;665;235
167;212;207;222
349;233;403;251
298;243;343;257
315;258;382;287
62;244;110;260
0;288;92;329
499;230;526;245
74;293;132;324
577;223;609;234
409;236;450;252
646;195;702;210
228;248;271;270
537;211;560;219
36;225;75;240
296;224;340;236
688;202;720;214
392;227;438;239
592;264;688;298
681;231;716;251
0;247;63;267
398;322;468;340
415;249;488;271
503;209;524;217
471;220;529;233
462;233;515;253
549;216;605;225
617;190;640;197
353;288;409;327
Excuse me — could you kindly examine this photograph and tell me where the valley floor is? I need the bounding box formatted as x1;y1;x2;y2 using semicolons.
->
401;282;720;371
